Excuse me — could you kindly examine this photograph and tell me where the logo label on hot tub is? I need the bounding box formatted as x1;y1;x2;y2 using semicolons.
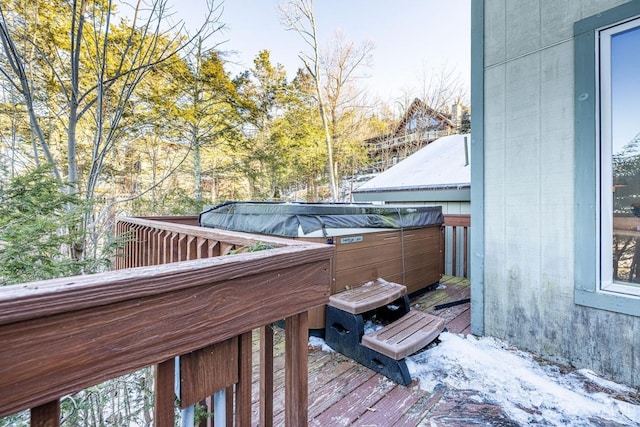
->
340;236;363;244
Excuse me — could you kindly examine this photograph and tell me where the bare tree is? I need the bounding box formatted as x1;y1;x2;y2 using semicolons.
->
321;31;373;195
391;63;468;158
401;63;468;117
280;0;339;200
280;1;373;201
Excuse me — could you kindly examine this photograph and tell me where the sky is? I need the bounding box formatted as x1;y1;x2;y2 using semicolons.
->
309;331;640;425
169;0;471;108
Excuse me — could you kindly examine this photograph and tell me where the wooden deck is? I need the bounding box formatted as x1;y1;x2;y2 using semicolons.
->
249;276;513;426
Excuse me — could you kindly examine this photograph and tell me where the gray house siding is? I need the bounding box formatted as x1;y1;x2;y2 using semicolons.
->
473;0;640;386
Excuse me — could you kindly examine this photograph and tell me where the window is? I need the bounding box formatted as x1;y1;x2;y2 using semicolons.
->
599;18;640;292
574;2;640;316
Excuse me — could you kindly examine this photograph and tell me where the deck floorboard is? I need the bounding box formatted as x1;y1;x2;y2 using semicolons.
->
247;275;512;425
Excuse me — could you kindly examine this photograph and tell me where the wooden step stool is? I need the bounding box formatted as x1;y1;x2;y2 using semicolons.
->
324;279;445;386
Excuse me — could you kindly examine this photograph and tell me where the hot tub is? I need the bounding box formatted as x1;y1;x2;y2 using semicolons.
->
199;202;444;329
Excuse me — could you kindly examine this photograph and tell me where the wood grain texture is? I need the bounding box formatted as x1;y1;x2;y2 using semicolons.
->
119;217;307;249
361;311;445;360
443;214;471;228
311;375;395;425
180;338;238;408
328;279;407;314
259;325;274;427
154;359;175;427
301;226;442;329
0;256;331;418
235;332;253;426
225;385;234;427
30;400;60;427
283;276;472;426
135;216;200;226
285;312;308;427
352;382;422;426
0;243;333;326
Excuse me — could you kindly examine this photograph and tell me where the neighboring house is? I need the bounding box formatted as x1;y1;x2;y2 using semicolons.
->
365;98;469;173
471;0;640;387
353;133;471;215
353;133;470;277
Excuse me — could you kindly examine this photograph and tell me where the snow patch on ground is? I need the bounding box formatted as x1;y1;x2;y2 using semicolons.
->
310;331;640;426
406;332;640;426
308;336;335;353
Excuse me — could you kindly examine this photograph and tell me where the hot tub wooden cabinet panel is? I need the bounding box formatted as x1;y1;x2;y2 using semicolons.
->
300;226;442;329
300;226;441;295
199;202;444;330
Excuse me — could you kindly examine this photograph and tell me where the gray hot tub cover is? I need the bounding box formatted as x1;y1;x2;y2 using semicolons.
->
198;201;444;237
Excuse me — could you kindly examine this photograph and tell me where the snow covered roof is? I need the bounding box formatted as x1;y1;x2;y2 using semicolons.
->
354;134;470;198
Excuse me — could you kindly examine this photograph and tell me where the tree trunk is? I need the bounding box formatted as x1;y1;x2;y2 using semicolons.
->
194;142;202;202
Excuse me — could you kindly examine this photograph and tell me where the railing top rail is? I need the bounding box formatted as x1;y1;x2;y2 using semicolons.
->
116;216;311;248
0;242;332;327
443;214;471;227
0;237;332;418
135;215;199;225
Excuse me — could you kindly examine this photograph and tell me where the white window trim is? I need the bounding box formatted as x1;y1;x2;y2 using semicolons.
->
596;17;640;297
574;1;640;317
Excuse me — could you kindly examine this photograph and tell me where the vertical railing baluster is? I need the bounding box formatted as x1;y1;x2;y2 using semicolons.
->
440;226;446;277
260;325;274;427
154;360;175;427
451;225;458;277
443;214;471;278
186;235;197;260
235;332;252;425
144;226;152;266
196;237;208;259
463;226;469;278
169;232;178;263
224;385;233;427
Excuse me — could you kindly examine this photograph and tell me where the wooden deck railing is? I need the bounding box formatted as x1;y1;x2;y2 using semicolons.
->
441;214;471;278
0;217;333;426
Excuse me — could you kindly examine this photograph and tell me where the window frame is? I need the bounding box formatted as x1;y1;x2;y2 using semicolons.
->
574;2;640;316
597;17;640;291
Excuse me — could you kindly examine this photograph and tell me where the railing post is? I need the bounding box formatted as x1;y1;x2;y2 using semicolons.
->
285;311;309;426
30;399;59;427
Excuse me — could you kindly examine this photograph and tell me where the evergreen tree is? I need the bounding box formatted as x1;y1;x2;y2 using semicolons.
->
0;166;108;285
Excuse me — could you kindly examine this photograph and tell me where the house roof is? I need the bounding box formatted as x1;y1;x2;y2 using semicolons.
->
353;134;470;201
392;98;455;136
365;98;457;144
